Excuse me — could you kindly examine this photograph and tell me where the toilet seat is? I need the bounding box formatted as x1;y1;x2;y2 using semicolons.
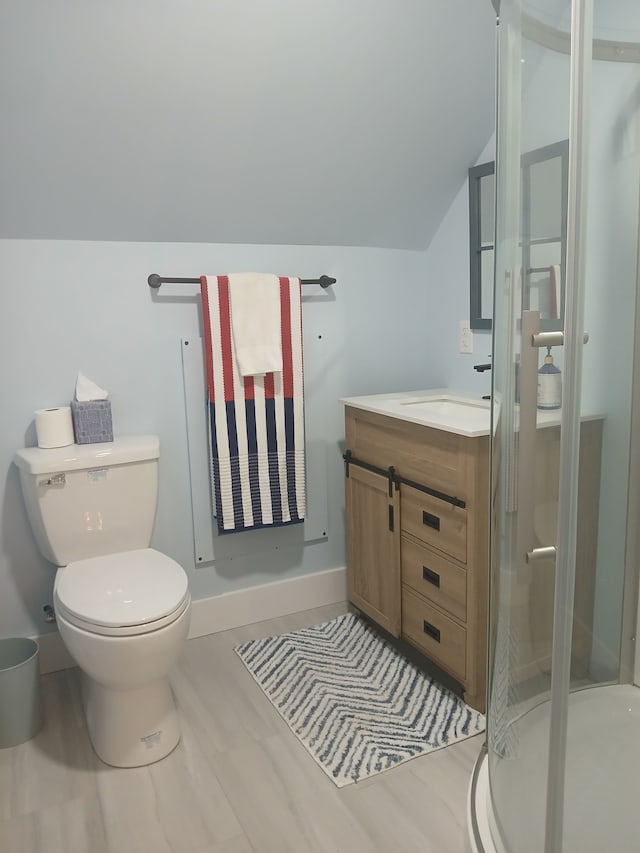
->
54;548;190;637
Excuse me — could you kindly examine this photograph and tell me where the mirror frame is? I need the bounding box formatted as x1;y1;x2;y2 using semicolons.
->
469;139;569;332
468;160;495;331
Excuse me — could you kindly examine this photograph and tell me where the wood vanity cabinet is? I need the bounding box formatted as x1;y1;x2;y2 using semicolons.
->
345;406;489;712
344;404;604;716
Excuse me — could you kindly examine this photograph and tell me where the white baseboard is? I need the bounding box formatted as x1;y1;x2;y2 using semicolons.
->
187;565;347;639
35;566;347;674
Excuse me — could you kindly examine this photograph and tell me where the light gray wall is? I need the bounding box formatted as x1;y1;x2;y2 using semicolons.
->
421;180;493;393
1;238;441;639
0;2;499;642
0;0;496;250
0;3;501;642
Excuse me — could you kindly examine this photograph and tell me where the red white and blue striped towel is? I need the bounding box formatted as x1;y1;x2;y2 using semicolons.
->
200;275;306;534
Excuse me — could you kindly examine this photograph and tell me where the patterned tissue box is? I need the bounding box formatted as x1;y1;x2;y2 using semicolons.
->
71;400;113;444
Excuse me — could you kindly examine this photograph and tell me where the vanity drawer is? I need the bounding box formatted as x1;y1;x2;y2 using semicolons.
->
401;537;467;622
402;587;466;681
400;484;467;563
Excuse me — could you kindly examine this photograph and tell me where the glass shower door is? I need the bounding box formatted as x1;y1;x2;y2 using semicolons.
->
487;1;590;850
483;1;640;850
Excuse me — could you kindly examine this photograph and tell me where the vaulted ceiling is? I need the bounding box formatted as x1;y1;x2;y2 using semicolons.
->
0;1;496;250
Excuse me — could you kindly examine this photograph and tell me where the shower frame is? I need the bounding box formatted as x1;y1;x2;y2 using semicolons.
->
469;1;640;851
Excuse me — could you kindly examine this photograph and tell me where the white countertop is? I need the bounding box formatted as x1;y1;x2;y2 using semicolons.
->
341;389;602;438
341;389;492;436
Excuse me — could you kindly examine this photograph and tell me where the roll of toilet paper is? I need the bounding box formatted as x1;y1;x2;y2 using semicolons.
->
34;407;75;449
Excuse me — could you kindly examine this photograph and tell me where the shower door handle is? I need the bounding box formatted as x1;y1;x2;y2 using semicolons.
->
518;320;589;565
526;546;557;562
531;331;589;348
515;310;541;567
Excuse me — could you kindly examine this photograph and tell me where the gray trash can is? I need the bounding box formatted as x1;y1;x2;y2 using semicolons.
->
0;638;43;748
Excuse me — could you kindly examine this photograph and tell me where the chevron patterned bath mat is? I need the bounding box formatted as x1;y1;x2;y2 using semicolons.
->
234;612;485;787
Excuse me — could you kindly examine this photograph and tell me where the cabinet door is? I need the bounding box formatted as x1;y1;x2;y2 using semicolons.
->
346;465;401;637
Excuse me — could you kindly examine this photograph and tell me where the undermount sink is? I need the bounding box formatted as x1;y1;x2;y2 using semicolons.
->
399;396;490;414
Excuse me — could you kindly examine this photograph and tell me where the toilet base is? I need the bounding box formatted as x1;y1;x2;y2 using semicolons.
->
82;673;181;767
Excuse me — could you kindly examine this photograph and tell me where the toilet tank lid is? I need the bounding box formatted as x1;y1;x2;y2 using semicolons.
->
14;435;160;475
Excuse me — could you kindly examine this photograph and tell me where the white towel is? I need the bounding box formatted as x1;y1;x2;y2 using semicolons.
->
227;273;282;376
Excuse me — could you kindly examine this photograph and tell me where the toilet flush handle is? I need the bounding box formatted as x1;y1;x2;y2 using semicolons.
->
38;473;66;487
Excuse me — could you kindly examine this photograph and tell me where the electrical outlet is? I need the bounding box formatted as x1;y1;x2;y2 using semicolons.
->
459;320;474;354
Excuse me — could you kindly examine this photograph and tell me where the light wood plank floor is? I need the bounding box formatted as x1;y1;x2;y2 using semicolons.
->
0;603;483;852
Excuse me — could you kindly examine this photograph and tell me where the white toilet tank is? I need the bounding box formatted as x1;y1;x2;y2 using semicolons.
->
14;436;161;566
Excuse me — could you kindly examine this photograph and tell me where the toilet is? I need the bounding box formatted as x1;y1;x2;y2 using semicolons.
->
14;435;191;768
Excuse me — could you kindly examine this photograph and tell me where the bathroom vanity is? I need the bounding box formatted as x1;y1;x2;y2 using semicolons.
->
342;391;603;714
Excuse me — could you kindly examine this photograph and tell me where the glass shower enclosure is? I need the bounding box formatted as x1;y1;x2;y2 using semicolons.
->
468;1;640;851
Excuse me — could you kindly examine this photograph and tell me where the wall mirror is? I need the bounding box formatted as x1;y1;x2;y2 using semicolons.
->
469;139;568;331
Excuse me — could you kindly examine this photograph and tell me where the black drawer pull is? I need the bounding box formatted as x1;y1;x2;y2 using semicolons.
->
388;505;394;532
423;620;441;643
422;566;441;587
423;511;441;531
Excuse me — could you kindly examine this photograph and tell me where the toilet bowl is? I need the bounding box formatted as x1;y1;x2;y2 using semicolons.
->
14;436;192;768
53;548;191;767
